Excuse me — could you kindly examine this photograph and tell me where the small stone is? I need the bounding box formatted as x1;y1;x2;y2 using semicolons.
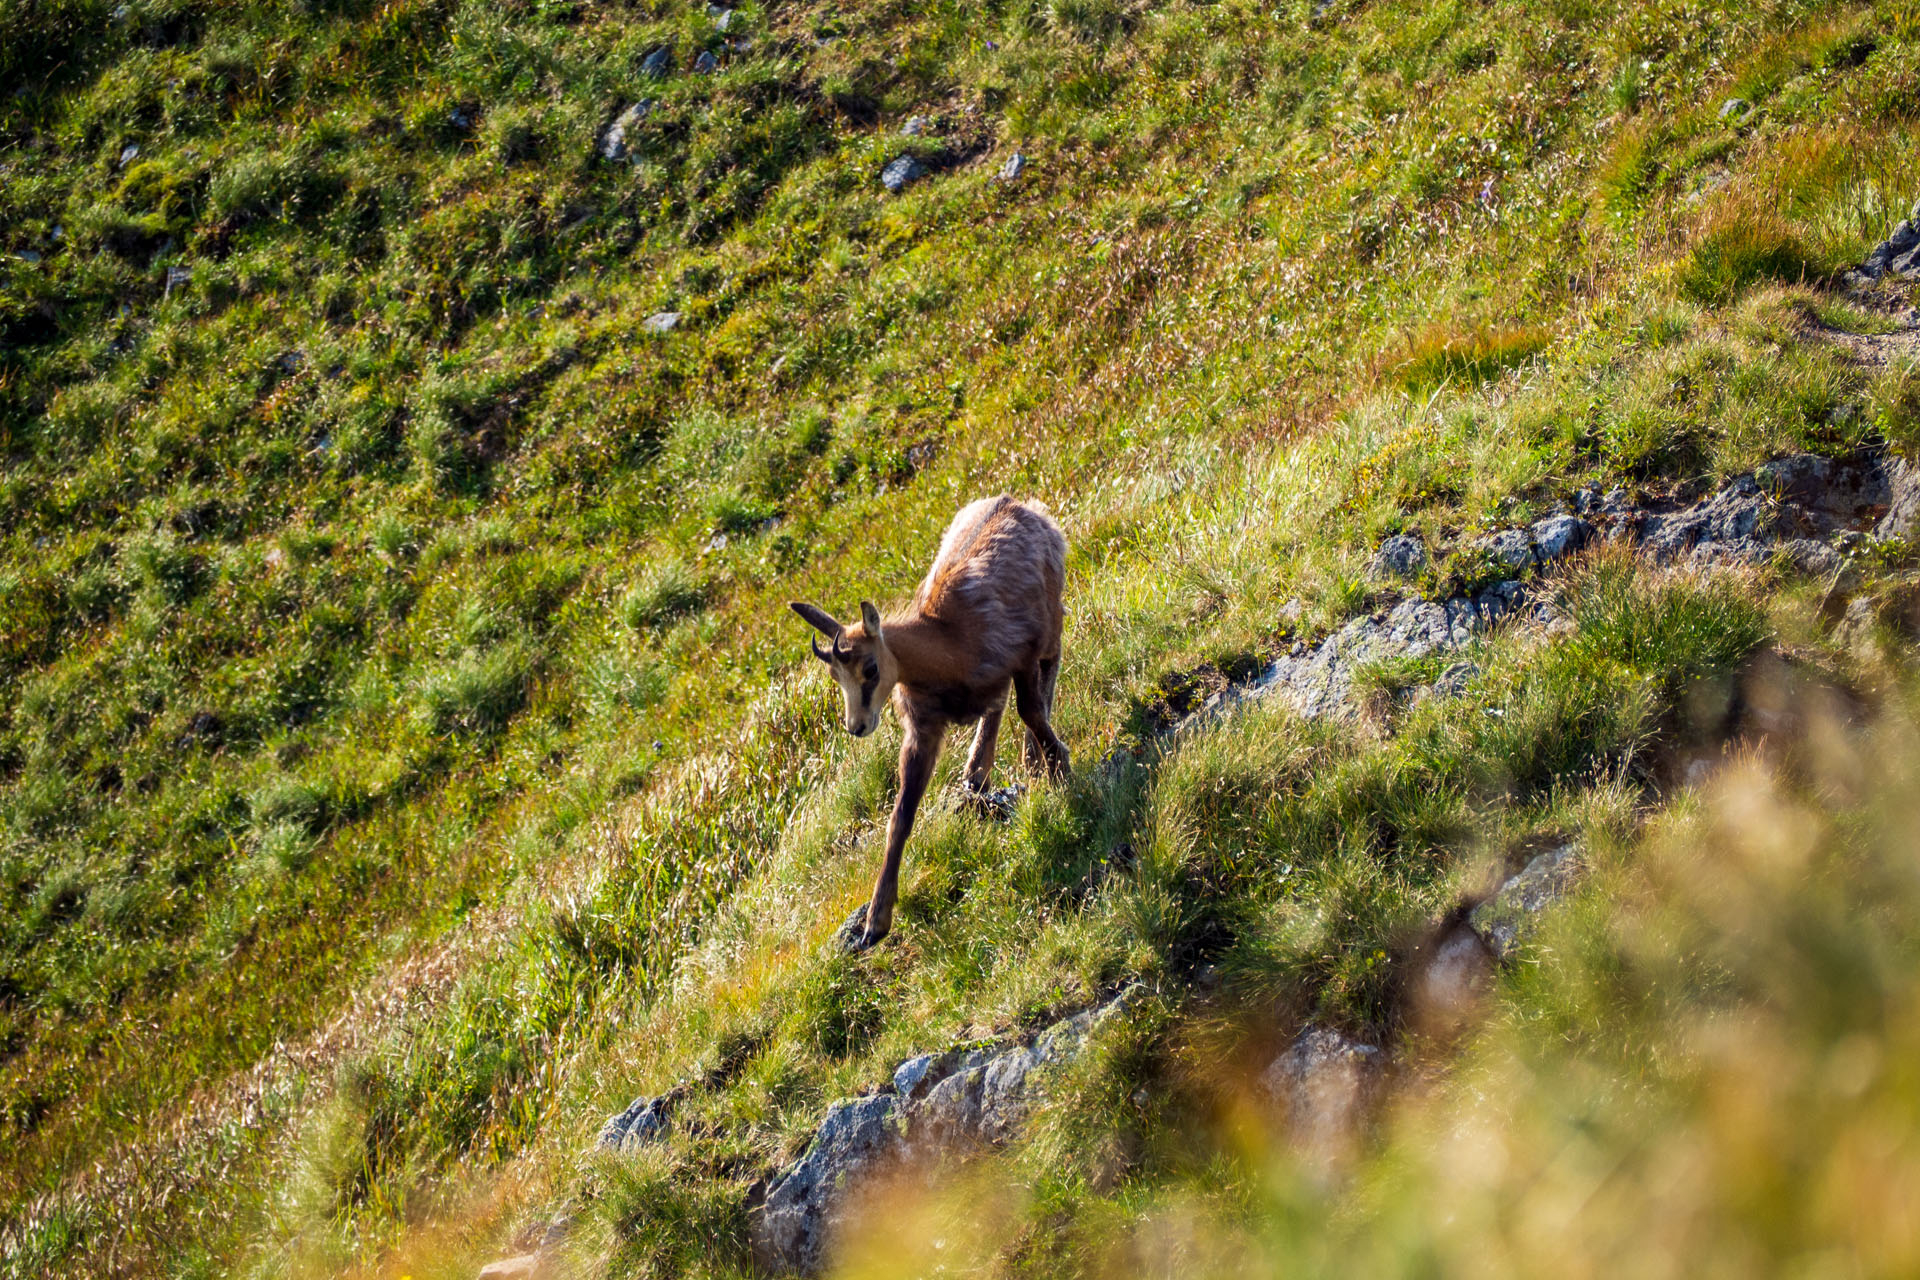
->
900;115;931;136
163;265;192;296
643;310;681;333
1718;97;1750;120
118;143;140;167
693;49;720;73
1370;532;1427;579
640;46;673;78
476;1256;545;1280
706;3;732;27
16;249;40;264
449;107;473;130
599;101;652;162
997;152;1027;182
881;154;925;193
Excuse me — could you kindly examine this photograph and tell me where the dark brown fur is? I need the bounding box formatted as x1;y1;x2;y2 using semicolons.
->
791;496;1069;948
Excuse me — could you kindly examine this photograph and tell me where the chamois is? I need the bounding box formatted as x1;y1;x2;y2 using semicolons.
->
790;496;1070;950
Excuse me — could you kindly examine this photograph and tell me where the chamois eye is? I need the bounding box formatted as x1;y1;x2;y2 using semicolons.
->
863;659;878;680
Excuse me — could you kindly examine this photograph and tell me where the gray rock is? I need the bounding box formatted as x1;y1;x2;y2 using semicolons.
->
749;987;1140;1273
597;1093;671;1151
1476;528;1535;569
1370;533;1427;579
1258;1027;1382;1165
16;249;41;264
904;993;1133;1157
1718;97;1750;120
449;106;473;131
599;101;652;162
694;49;720;73
640;46;673;78
118;143;139;167
1632;454;1892;566
1880;455;1920;540
1889;220;1920;254
163;265;192;296
1424;659;1480;702
997;152;1028;182
476;1255;549;1280
1469;842;1583;961
1409;926;1493;1038
1529;513;1594;561
892;1046;992;1104
643;311;682;334
707;4;733;28
900;115;931;136
1252;581;1528;721
751;1095;902;1275
1895;247;1920;276
880;155;925;194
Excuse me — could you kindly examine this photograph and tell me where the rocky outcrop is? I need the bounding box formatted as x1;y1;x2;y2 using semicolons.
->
1370;532;1428;579
1882;454;1920;541
1253;581;1533;722
747;986;1139;1273
752;1094;903;1274
597;1092;672;1152
1624;453;1892;573
1849;198;1920;281
1469;842;1583;961
1258;1027;1382;1167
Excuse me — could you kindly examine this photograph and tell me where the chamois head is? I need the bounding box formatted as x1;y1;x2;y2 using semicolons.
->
790;599;898;738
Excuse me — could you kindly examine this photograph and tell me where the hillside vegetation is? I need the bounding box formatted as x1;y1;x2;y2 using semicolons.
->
3;0;1920;1273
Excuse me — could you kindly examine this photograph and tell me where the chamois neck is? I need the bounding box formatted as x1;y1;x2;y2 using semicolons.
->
881;614;954;685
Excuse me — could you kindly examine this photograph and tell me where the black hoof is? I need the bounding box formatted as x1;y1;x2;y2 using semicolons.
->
833;903;886;954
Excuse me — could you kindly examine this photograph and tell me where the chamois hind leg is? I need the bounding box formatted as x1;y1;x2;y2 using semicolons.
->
962;685;1009;793
1015;659;1070;779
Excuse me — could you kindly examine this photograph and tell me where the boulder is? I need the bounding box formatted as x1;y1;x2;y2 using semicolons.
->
640;46;673;78
1469;842;1582;961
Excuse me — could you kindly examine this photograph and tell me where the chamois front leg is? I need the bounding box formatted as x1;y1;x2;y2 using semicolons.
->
856;724;942;950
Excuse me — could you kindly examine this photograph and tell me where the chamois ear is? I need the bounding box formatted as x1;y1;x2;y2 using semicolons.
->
859;600;884;641
790;601;842;641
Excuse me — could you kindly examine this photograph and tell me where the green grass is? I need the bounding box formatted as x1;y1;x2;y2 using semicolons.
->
2;0;1920;1273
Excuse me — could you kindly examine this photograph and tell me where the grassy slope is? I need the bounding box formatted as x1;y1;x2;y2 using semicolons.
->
2;0;1919;1272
